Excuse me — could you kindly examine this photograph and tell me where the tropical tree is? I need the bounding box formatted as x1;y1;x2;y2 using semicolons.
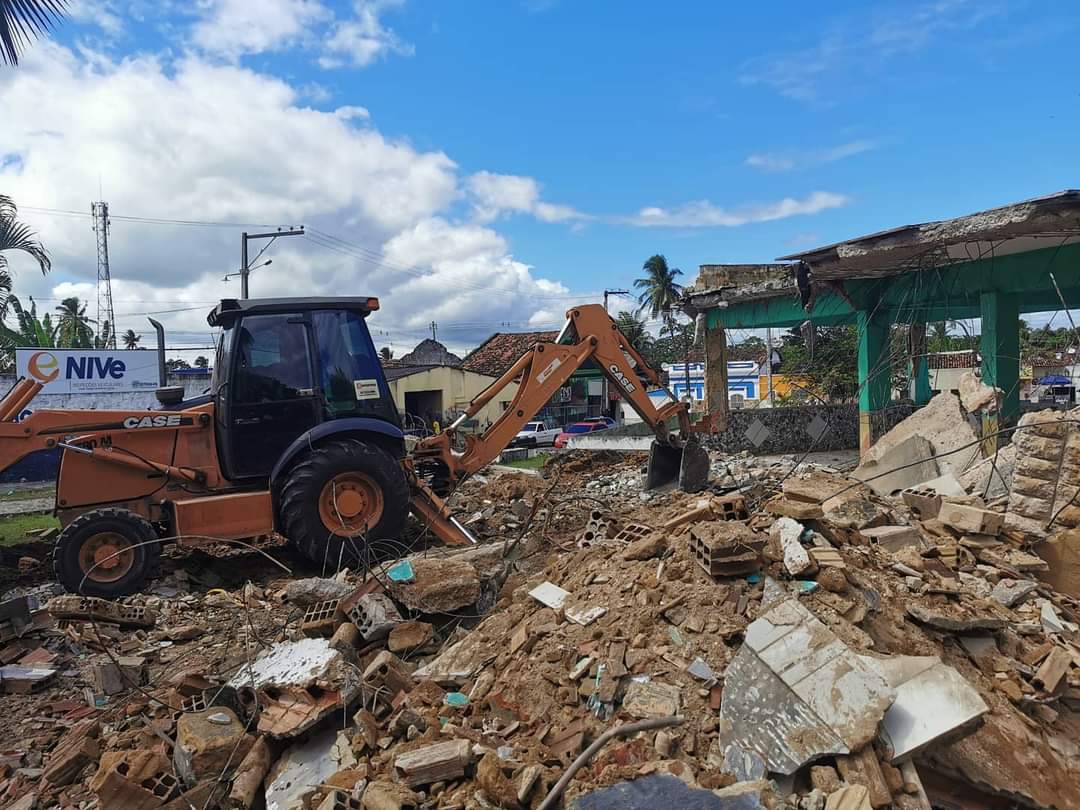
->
194;355;209;368
53;296;94;348
379;346;393;361
121;328;140;350
634;254;688;396
614;311;652;359
0;295;54;348
1;1;69;66
166;358;191;373
0;195;50;319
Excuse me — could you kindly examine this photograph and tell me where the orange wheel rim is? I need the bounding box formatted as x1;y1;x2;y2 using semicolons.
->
78;531;135;584
318;472;384;536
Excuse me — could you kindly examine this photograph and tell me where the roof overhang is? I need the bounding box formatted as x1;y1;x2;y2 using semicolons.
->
777;190;1080;281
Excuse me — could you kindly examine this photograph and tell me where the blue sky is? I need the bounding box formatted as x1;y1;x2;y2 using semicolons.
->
1;0;1076;354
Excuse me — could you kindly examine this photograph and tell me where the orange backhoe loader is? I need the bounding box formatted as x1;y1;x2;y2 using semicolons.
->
0;299;707;597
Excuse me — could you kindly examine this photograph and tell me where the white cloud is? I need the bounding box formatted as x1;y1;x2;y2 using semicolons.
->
465;171;586;224
0;43;576;353
67;0;125;37
626;191;849;228
745;140;878;172
192;0;331;60
319;0;414;69
741;0;1007;103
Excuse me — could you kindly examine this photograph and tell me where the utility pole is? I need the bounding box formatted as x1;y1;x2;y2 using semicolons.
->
240;227;305;299
91;201;116;348
603;289;629;313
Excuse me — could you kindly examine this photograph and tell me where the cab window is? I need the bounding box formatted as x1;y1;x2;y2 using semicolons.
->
312;310;399;424
233;314;313;403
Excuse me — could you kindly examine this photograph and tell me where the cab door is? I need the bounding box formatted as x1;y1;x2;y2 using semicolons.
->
222;313;320;480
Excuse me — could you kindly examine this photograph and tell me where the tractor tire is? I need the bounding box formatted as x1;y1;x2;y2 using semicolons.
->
279;438;410;572
54;508;161;598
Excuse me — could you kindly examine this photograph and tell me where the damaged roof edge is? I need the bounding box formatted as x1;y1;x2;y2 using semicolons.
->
776;189;1080;268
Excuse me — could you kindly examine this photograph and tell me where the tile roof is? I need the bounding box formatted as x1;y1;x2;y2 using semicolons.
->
462;331;559;377
382;364;438;381
928;350;979;370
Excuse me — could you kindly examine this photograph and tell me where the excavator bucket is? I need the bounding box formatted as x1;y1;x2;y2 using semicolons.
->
645;437;710;493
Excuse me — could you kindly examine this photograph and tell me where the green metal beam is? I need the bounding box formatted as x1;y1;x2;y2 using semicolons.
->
857;309;891;454
980;291;1020;435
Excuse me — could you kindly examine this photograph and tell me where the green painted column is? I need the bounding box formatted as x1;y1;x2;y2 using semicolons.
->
980;291;1020;451
908;322;932;406
857;309;891;455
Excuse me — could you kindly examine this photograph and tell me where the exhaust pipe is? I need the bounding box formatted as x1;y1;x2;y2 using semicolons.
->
148;317;167;387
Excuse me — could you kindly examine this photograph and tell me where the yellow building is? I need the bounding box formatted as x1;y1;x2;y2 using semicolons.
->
757;373;823;402
384;364;517;430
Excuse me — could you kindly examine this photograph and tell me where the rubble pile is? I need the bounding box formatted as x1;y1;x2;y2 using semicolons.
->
0;409;1079;808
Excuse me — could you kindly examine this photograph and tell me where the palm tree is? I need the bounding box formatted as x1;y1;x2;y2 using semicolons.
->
379;346;393;361
1;1;68;66
615;310;653;357
53;296;94;348
194;355;209;368
634;254;687;396
121;328;140;350
0;295;54;347
0;195;50;320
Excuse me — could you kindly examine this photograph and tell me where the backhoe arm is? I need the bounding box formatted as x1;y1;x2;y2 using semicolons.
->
410;304;698;487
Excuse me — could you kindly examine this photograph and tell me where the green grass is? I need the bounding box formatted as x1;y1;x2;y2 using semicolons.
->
503;454;548;470
0;486;54;502
0;513;59;546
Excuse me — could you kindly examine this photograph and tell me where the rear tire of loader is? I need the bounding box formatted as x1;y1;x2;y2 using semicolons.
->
54;508;161;598
279;438;410;572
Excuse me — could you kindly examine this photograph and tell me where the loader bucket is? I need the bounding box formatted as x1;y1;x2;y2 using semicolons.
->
646;437;710;493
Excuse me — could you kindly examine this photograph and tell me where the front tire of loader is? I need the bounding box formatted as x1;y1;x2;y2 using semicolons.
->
54;508;161;598
279;438;410;571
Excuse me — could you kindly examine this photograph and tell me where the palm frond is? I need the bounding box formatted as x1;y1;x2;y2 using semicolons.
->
1;0;69;66
0;209;51;275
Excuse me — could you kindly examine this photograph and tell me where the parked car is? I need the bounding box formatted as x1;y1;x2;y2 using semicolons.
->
582;416;617;428
511;420;561;447
554;420;611;448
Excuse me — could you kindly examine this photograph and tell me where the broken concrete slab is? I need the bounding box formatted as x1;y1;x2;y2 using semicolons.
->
266;726;356;810
854;434;939;497
859;525;922;553
860;392;979;478
413;630;496;686
990;578;1038;608
719;595;895;774
283;577;355;606
388;620;434;653
1035;527;1080;599
861;654;987;762
227;637;358;738
906;603;1004;633
392;739;472;787
173;708;253;787
938;503;1003;536
824;785;872;810
623;679;681;718
387;558;481;613
772;517;816;577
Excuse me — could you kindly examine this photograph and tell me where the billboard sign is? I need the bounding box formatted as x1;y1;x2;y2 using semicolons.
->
15;348;161;394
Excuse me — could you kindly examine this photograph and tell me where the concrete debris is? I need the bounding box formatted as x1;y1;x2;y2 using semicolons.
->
863;655;988;762
772;517;817;577
387;558;481;613
860;392;979;478
720;595;895;774
854;434;938;497
3;443;1080;810
283;576;356;606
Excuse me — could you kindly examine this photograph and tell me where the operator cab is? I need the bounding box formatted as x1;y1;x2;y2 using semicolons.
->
208;297;401;482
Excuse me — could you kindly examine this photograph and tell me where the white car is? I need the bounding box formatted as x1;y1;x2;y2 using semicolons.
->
512;420;560;447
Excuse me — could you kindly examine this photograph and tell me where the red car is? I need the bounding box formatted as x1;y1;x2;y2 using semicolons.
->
554;420;610;448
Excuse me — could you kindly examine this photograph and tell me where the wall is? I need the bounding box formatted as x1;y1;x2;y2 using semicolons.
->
571;402;914;454
386;367;518;427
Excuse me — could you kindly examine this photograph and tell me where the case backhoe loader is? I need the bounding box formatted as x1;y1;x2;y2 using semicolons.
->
0;298;707;597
